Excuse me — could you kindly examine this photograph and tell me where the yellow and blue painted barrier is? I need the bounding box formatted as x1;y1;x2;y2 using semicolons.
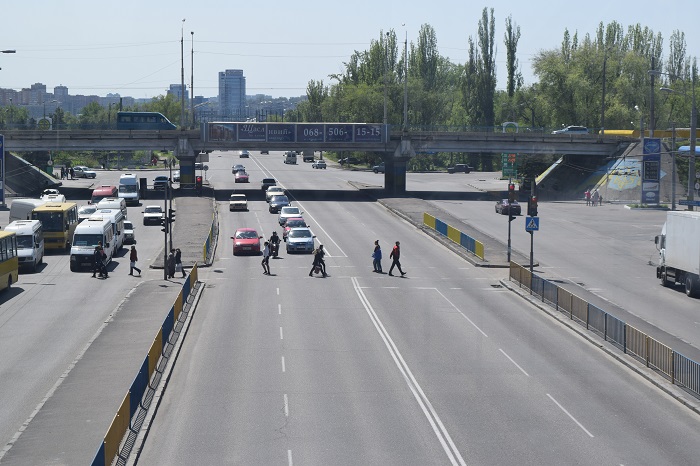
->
91;264;200;466
423;213;485;260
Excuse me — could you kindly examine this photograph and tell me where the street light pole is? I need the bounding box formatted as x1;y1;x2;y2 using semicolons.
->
689;72;697;210
601;50;608;136
180;19;186;130
191;31;195;128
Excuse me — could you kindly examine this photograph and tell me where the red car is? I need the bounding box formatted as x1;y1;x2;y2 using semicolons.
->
235;171;249;183
232;228;262;255
282;217;307;241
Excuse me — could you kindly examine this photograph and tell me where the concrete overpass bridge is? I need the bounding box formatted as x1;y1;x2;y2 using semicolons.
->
2;123;633;193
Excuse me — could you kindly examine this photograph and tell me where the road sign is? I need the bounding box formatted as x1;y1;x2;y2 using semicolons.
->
525;216;540;232
678;199;700;206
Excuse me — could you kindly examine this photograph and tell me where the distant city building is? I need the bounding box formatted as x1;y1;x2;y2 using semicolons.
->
167;84;188;101
218;69;246;119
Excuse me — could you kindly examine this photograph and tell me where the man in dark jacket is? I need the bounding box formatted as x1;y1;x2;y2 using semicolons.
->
388;241;405;277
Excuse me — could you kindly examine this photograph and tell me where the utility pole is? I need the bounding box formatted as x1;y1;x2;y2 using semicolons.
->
191;31;195;128
180;19;186;129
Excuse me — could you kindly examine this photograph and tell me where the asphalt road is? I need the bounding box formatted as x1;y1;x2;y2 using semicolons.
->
0;169;182;455
135;153;700;465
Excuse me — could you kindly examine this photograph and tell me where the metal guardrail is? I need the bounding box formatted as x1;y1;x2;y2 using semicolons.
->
91;264;200;466
423;213;484;260
509;262;700;399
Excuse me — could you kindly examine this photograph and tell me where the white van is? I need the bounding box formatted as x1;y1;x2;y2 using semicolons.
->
70;217;114;272
118;173;140;206
9;198;47;223
91;208;125;252
40;193;67;203
96;197;128;218
4;220;44;273
284;151;297;164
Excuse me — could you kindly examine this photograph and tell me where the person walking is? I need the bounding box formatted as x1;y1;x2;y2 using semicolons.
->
591;189;599;207
388;241;406;277
584;189;591;206
92;243;103;278
372;240;383;273
174;248;185;277
309;244;327;277
167;249;176;279
129;245;142;276
262;241;271;275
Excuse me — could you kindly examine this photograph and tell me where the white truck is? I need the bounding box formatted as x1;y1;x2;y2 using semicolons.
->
656;211;700;297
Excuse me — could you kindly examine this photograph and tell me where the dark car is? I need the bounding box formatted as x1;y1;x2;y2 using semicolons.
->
269;195;291;213
373;162;385;173
339;157;361;166
153;175;169;190
495;199;521;215
448;164;473;174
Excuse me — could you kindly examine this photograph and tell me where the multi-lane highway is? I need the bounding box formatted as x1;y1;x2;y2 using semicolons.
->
131;153;700;465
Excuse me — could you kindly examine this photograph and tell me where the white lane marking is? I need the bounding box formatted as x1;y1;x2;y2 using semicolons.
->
281;356;286;373
288;450;293;466
284;393;289;417
277;288;280;295
546;393;594;438
352;277;467;466
280;327;284;340
499;349;530;377
278;304;282;315
433;289;488;338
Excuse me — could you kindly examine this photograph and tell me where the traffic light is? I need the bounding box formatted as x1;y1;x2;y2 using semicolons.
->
168;208;176;224
195;175;203;190
527;196;538;216
508;183;516;203
160;216;169;233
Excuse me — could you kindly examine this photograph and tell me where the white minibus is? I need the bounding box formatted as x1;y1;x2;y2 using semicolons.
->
70;217;114;272
4;220;44;273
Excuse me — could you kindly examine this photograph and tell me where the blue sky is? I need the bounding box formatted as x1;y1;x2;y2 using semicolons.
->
1;0;697;99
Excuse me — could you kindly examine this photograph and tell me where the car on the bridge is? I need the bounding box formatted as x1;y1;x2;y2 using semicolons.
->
239;150;250;158
373;162;385;173
235;171;249;183
232;164;245;173
552;125;588;134
232;228;262;255
229;194;248;211
286;227;315;254
73;166;97;179
495;199;521;216
142;205;164;225
312;160;327;169
260;150;269;154
269;195;290;213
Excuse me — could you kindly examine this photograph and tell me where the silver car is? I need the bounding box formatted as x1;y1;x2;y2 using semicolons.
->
285;227;315;253
278;206;302;226
124;220;136;244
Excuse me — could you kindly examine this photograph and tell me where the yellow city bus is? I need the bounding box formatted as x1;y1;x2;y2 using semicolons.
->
0;231;19;291
31;202;79;251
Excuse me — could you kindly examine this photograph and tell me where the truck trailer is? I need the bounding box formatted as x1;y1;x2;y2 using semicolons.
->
656;210;700;297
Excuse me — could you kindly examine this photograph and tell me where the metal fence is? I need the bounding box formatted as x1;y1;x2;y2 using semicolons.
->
509;262;700;399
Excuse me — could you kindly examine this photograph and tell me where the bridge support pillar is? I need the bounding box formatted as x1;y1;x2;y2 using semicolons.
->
176;137;197;189
384;138;415;194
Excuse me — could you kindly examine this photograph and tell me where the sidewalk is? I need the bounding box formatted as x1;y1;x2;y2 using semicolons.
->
0;194;216;465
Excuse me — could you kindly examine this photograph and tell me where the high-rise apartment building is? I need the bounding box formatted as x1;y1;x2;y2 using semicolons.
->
218;69;246;119
167;84;188;101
